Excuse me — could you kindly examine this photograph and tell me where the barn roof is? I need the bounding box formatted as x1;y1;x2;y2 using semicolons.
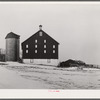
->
22;29;59;45
22;25;59;45
5;32;20;39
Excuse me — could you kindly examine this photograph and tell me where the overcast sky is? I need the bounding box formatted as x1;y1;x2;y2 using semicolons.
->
0;2;100;65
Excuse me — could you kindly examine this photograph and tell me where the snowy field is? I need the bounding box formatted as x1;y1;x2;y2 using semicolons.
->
0;62;100;89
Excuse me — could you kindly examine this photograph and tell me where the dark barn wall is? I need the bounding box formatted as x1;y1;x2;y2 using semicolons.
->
22;30;59;59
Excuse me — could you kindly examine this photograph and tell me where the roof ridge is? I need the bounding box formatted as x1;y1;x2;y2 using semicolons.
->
22;29;59;44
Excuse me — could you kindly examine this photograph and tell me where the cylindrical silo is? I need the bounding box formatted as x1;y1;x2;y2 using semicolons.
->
5;32;20;61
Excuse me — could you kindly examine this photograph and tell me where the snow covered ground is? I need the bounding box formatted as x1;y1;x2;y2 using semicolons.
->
0;62;100;89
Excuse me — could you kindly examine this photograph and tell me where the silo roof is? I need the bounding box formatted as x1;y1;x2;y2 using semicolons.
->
5;32;20;39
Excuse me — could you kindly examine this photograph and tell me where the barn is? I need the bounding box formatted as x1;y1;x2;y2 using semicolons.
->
21;25;59;66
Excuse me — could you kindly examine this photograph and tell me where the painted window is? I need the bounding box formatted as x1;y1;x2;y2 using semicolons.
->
53;45;55;48
26;50;28;53
26;44;28;48
35;50;37;53
30;59;34;63
44;50;46;53
35;39;37;43
39;32;42;36
35;45;37;48
44;45;46;48
44;40;46;43
53;50;55;53
47;59;51;63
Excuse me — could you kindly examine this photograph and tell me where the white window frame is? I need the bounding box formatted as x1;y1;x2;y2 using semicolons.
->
44;50;46;53
26;50;28;53
26;44;28;48
30;59;34;63
44;45;46;48
35;50;37;53
44;40;46;43
39;31;42;36
47;59;51;63
53;50;55;53
53;45;55;48
35;45;37;48
35;39;37;43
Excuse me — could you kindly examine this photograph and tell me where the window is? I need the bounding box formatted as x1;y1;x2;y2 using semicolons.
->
26;45;28;48
39;32;42;36
30;59;34;63
35;39;37;43
35;50;37;53
53;45;55;48
44;45;46;48
47;59;51;63
53;50;55;53
26;50;28;53
35;45;37;48
44;50;46;53
44;40;46;43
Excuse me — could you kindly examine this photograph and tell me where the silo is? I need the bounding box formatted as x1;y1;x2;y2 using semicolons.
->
5;32;20;61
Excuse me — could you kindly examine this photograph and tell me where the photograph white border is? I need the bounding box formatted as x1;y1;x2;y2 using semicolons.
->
0;1;100;98
0;89;100;98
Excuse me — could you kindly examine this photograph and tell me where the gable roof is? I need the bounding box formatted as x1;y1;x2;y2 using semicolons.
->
5;32;20;39
22;29;59;45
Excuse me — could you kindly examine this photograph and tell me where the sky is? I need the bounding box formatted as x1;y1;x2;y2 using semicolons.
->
0;2;100;65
